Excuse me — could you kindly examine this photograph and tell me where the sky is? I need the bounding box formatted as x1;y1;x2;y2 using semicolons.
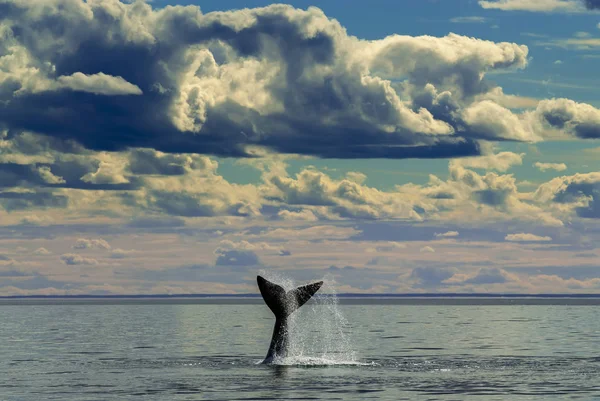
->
1;0;600;295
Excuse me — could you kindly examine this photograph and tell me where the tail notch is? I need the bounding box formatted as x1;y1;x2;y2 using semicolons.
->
257;275;323;319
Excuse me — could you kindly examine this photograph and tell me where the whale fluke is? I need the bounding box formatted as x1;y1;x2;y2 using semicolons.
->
257;275;323;363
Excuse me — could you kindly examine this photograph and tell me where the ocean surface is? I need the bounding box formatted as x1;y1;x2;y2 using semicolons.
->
1;297;600;400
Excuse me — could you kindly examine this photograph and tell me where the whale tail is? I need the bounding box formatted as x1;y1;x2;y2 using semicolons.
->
257;275;323;319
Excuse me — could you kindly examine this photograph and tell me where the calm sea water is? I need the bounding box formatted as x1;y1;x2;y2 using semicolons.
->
1;299;599;400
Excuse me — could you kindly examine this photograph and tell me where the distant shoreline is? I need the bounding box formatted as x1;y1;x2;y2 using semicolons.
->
2;293;600;306
1;293;600;299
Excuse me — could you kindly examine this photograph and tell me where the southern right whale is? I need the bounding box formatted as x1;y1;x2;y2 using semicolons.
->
257;275;323;364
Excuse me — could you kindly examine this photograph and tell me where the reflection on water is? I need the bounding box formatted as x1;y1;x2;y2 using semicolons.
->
1;302;600;400
269;364;289;380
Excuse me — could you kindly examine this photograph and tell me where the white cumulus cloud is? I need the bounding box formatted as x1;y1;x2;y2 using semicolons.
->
505;233;553;242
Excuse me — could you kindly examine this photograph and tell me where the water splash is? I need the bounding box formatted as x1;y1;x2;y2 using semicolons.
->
259;271;360;365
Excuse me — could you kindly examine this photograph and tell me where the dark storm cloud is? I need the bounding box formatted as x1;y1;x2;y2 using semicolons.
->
0;1;532;160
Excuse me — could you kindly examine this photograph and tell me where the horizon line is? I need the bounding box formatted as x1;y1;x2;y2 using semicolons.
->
2;293;600;299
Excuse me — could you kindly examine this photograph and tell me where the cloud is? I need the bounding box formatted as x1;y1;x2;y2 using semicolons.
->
0;131;138;191
124;157;262;218
461;267;510;284
73;238;111;250
366;241;407;252
216;239;284;253
0;1;595;169
0;189;68;211
535;172;600;218
3;0;600;297
326;265;400;291
128;149;211;176
450;16;488;23
507;77;597;91
449;97;600;147
528;274;600;290
276;209;320;221
583;0;600;9
531;31;600;52
410;266;454;287
81;154;129;185
127;216;186;229
479;0;583;12
420;162;564;226
0;269;28;277
535;99;600;138
36;166;65;184
19;214;54;226
33;247;51;255
0;145;583;229
461;101;542;142
435;231;459;238
0;254;14;265
0;37;142;96
474;87;539;109
420;245;436;253
0;1;536;159
134;263;254;286
265;164;422;220
252;225;360;241
55;73;143;96
453;151;524;172
538;37;600;50
109;249;135;259
259;155;575;227
214;249;261;266
505;233;553;242
534;162;567;172
60;253;99;265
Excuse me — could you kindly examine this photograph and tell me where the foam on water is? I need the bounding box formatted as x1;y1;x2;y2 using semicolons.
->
258;271;362;366
266;356;374;366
